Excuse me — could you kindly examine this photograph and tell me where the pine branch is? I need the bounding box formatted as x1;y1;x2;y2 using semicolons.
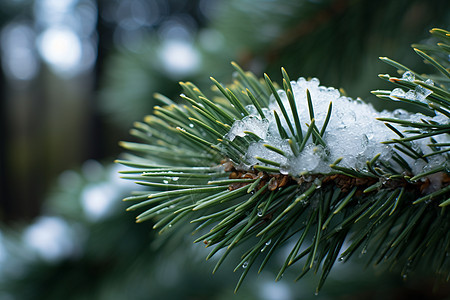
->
118;29;450;292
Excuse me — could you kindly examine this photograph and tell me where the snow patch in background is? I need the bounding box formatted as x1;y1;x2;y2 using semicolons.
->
22;216;81;262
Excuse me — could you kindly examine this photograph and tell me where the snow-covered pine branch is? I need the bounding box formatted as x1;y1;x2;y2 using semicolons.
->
118;28;449;293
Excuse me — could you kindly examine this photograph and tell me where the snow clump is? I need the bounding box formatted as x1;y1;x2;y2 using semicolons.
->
225;77;448;176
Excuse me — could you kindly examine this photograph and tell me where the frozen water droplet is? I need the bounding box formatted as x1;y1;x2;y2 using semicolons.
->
172;177;179;181
163;180;169;184
402;71;415;82
242;261;248;268
225;116;269;141
405;90;415;100
393;109;408;117
310;78;320;87
390;88;405;100
414;85;432;103
425;78;434;86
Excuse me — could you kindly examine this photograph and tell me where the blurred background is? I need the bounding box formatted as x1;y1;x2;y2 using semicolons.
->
0;0;449;299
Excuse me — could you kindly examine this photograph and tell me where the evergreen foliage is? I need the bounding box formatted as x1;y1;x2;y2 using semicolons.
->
119;28;450;292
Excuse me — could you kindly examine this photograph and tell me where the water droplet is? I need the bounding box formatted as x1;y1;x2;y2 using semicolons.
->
338;257;344;262
313;178;321;188
172;177;179;181
163;180;169;184
265;239;271;246
189;123;194;128
402;71;415;82
242;261;248;268
314;291;319;296
279;166;289;175
402;274;407;279
168;224;172;228
257;209;263;217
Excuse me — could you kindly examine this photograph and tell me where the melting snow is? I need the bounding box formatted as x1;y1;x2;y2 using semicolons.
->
225;77;449;176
